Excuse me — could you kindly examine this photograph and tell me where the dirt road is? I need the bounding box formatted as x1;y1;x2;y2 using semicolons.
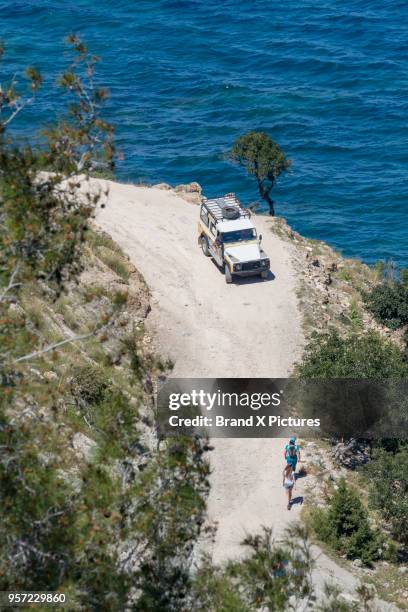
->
96;181;304;549
96;183;302;377
96;182;396;608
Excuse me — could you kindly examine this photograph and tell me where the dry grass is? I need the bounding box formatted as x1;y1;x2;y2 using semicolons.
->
96;247;130;280
364;564;408;610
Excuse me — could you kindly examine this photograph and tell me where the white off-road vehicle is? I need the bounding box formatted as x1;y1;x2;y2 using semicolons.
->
198;193;270;283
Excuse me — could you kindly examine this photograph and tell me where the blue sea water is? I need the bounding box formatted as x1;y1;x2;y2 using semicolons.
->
1;0;407;267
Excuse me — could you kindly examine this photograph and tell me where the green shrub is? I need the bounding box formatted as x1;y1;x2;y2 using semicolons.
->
112;289;128;307
98;248;130;280
82;285;106;302
130;436;210;610
70;364;108;405
337;268;353;282
93;387;140;460
314;582;373;612
312;479;383;566
363;281;408;330
121;333;143;376
0;413;74;589
364;448;408;546
0;408;131;606
295;330;408;437
192;525;314;611
403;327;408;349
346;299;363;330
296;329;408;378
86;230;123;254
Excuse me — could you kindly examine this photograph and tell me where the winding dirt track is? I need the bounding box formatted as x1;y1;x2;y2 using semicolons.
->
96;182;396;609
96;183;301;378
96;182;303;553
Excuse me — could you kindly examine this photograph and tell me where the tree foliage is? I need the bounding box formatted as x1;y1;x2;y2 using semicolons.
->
0;397;131;608
0;42;42;133
0;36;130;607
123;436;209;611
0;36;114;376
363;276;408;331
295;330;408;438
364;448;408;546
312;479;383;566
0;36;113;296
45;34;114;176
230;131;290;215
296;329;408;379
192;525;314;611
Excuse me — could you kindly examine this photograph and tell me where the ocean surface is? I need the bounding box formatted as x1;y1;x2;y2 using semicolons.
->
1;0;407;267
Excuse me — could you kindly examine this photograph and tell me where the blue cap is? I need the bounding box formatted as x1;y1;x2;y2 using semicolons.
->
290;437;296;443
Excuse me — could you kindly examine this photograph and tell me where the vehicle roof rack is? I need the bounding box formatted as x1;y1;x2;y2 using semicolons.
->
202;193;251;222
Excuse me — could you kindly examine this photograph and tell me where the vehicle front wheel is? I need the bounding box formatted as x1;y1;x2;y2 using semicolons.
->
201;236;210;257
225;264;233;284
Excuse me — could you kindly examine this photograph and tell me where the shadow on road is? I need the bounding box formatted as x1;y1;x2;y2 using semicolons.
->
295;470;307;481
210;259;276;284
234;270;275;285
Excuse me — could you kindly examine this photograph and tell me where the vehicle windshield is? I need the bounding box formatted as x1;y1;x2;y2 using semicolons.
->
221;228;257;243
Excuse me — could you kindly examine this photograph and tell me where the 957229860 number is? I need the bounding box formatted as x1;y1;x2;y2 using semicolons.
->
0;592;67;607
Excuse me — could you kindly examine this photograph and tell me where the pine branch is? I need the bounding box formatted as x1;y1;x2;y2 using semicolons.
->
14;322;111;363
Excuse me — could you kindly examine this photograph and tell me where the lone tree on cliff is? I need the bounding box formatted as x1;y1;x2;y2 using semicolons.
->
230;131;291;216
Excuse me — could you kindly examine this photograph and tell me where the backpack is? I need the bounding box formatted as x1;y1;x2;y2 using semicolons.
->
286;442;297;459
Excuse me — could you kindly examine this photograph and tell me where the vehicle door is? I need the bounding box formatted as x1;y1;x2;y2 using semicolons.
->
208;224;223;266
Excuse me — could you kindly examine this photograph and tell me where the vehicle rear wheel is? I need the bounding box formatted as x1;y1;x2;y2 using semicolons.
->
201;236;210;257
261;270;268;279
225;263;233;284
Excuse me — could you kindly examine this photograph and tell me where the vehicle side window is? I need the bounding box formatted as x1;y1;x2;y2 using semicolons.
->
210;223;216;236
200;207;209;226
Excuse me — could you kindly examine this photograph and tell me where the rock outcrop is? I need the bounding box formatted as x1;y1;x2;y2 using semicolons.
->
154;181;203;205
270;216;402;346
332;438;371;469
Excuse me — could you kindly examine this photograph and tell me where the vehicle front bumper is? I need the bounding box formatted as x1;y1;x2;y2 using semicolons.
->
233;269;265;277
232;262;270;276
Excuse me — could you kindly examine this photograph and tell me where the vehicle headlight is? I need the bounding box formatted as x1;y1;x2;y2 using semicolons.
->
234;263;242;271
262;259;270;268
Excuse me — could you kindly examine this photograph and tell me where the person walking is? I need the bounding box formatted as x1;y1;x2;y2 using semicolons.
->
283;436;301;476
282;464;295;510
